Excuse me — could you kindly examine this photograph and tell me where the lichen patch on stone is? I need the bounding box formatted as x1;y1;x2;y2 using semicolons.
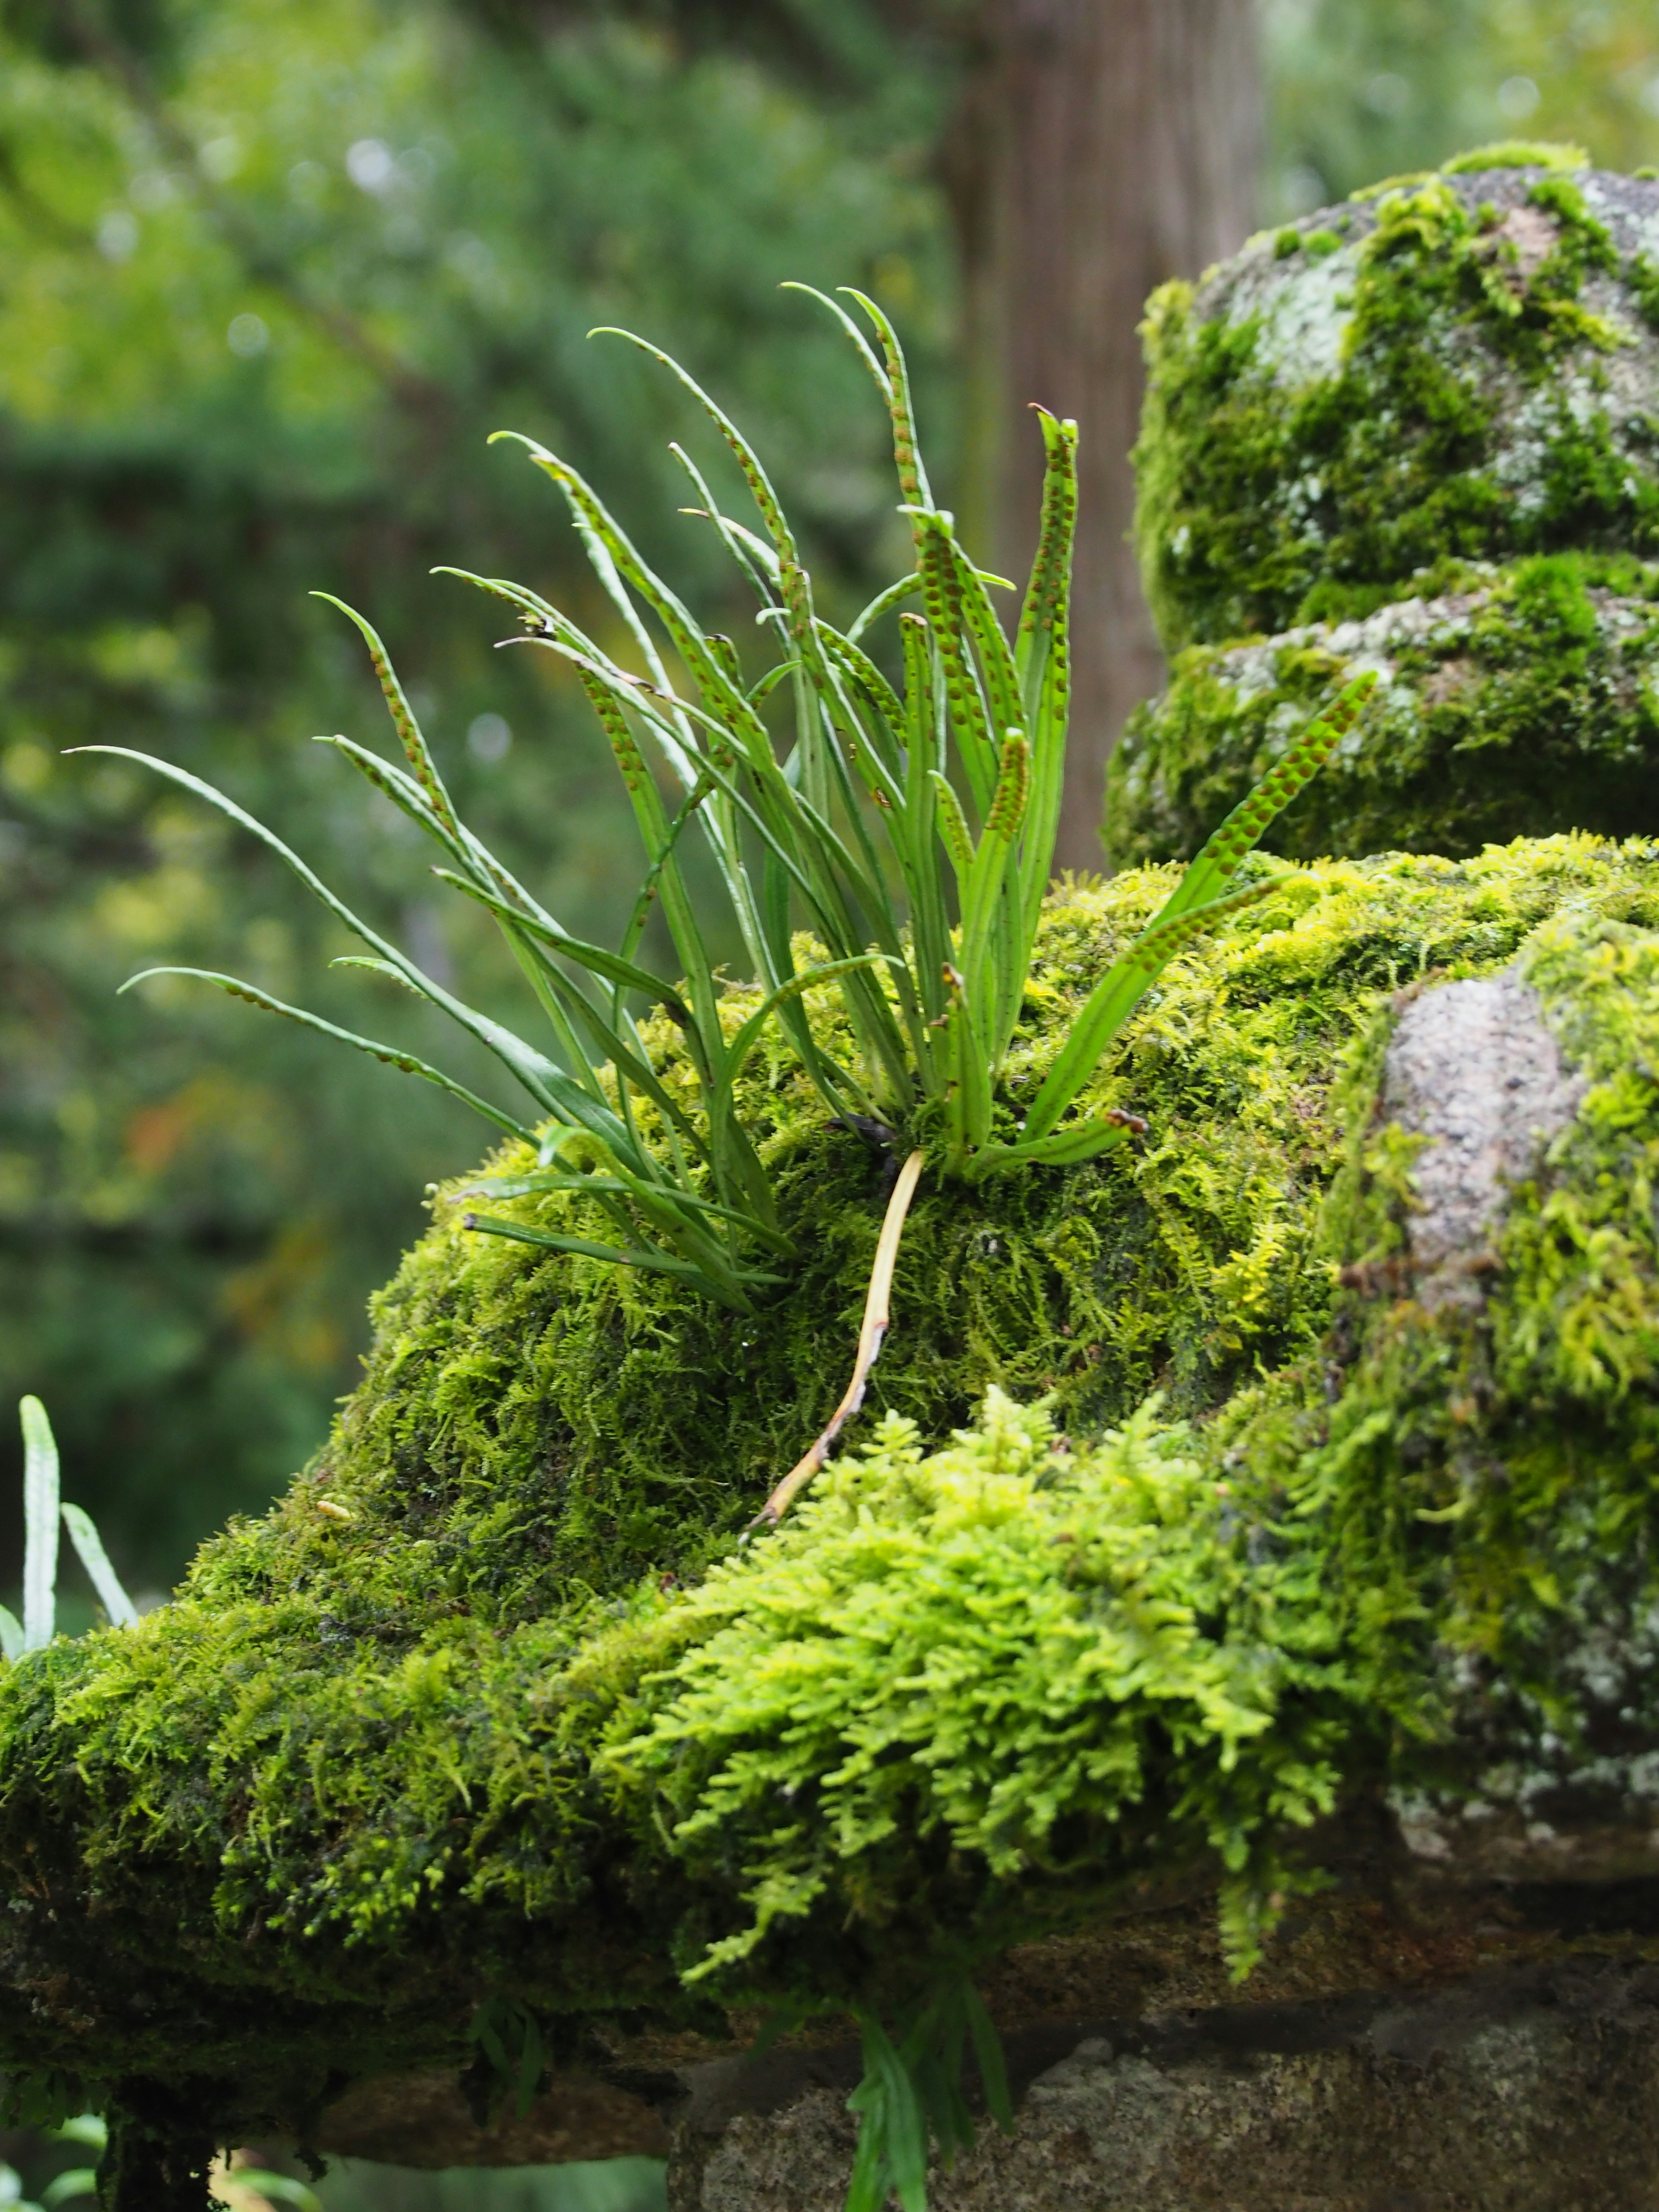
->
1380;973;1585;1312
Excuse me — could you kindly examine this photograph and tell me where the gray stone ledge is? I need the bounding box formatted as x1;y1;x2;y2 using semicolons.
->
669;1957;1659;2210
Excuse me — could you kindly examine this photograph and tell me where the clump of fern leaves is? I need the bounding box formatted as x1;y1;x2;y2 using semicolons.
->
87;290;1371;1312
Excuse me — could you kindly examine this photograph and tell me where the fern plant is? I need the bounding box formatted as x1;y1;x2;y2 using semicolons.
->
3;1399;139;1659
85;290;1373;1313
81;285;1380;1300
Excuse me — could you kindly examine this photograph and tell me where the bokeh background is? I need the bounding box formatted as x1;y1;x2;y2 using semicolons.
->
2;0;1656;1642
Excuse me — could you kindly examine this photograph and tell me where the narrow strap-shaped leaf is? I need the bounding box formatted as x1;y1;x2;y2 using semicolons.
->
496;913;626;1119
915;514;997;811
956;735;1029;1033
320;735;562;938
815;650;905;812
586;695;900;1027
1022;879;1282;1141
587;702;843;950
847;571;923;642
703;634;744;693
787;775;910;967
782;280;890;401
427;890;715;1164
962;1985;1015;2135
928;772;973;878
991;875;1032;1075
568;673;728;1065
902;1992;973;2168
493;450;695;727
1014;410;1078;708
619;779;710;985
747;661;795;707
718;953;899;1092
528;547;770;789
816;623;907;772
325;737;601;1084
461;1214;775;1301
1015;411;1077;955
841;2084;890;2212
515;2014;544;2120
445;566;682;782
904;609;946;778
683;505;784;593
313;595;462;842
899;614;952;1050
846;567;1003;645
614;776;717;1073
1151;674;1378;932
841;288;934;513
944;979;992;1169
753;849;872;1121
427;871;692;1023
319;734;471;868
866;2017;930;2212
971;1112;1136;1175
670;442;782;605
118;968;538;1143
588;514;740;771
19;1395;58;1654
74;747;572;1117
60;1502;140;1628
461;1170;790;1250
432;564;562;635
949;536;1023;750
493;434;750;760
589;327;802;566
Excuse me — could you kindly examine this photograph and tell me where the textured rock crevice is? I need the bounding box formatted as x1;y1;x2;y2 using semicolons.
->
667;1960;1659;2212
1379;971;1584;1313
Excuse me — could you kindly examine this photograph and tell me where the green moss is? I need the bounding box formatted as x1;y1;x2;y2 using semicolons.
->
3;838;1659;2123
1628;251;1659;332
1104;553;1659;867
603;1387;1351;1993
1441;141;1591;175
1219;890;1659;1803
1135;159;1659;651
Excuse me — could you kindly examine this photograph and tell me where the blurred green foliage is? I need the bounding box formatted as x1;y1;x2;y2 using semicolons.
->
0;0;950;1592
311;2159;664;2212
0;2122;666;2212
1266;0;1659;214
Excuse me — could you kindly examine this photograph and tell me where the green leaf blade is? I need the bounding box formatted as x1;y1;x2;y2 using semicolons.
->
19;1395;59;1654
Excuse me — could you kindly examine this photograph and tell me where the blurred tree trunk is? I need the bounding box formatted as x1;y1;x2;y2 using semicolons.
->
946;0;1261;872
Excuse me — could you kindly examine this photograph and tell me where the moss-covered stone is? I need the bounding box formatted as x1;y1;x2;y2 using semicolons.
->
6;838;1659;2141
1103;554;1659;867
1134;156;1659;653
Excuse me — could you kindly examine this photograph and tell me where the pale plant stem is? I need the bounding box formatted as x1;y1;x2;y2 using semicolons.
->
755;1148;927;1528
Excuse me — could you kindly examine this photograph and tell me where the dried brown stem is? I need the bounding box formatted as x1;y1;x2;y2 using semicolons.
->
753;1147;926;1529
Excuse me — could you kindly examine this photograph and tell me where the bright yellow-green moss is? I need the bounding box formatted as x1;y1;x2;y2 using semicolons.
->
1440;141;1590;176
5;836;1659;2131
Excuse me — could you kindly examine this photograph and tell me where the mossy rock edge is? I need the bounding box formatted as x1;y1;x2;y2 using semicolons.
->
1103;554;1659;868
6;839;1659;2143
1134;158;1659;654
